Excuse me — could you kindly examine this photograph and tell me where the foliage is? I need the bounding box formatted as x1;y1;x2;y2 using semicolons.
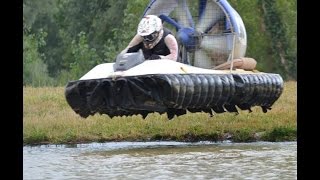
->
69;32;102;80
23;28;54;86
258;0;297;79
261;127;297;142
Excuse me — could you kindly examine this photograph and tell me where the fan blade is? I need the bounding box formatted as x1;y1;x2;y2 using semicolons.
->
175;0;194;28
200;35;231;65
198;0;207;20
196;0;224;33
159;14;183;30
143;0;178;17
193;49;214;68
200;35;229;53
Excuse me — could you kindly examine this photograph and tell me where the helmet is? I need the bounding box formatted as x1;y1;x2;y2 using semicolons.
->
137;15;163;41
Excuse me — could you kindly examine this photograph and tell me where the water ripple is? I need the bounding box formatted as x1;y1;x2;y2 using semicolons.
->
24;141;296;180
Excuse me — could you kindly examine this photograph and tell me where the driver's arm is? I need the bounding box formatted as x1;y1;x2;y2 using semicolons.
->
120;34;143;54
159;34;178;61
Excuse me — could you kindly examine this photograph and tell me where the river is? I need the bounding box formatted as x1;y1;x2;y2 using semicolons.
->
24;141;297;179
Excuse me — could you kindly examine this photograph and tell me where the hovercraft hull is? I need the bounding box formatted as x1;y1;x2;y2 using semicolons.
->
65;72;283;119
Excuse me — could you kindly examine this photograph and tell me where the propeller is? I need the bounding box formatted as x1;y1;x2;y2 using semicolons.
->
145;0;246;68
158;0;227;68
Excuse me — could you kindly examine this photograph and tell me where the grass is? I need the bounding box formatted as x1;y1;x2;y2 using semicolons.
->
23;81;296;145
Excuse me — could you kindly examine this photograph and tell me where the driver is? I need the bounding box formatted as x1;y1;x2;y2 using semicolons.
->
121;15;178;61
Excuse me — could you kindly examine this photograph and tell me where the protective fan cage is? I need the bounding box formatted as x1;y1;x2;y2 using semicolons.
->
144;0;237;69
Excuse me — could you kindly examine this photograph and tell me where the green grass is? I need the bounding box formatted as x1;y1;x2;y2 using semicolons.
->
23;81;297;145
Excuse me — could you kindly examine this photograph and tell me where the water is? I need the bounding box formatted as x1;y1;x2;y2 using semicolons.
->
24;141;297;180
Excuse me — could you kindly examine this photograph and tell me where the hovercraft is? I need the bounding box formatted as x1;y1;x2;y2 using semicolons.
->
65;0;283;119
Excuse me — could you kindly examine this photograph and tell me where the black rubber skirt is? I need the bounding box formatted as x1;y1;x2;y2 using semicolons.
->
65;73;283;119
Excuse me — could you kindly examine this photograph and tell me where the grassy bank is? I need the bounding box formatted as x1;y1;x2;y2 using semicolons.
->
23;81;296;145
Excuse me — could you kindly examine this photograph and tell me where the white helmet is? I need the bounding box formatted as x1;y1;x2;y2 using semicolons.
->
137;15;163;37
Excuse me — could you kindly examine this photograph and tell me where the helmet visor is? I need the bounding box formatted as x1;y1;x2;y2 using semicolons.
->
142;31;159;42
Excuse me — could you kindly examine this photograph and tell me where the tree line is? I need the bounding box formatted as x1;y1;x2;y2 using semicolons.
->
23;0;296;86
